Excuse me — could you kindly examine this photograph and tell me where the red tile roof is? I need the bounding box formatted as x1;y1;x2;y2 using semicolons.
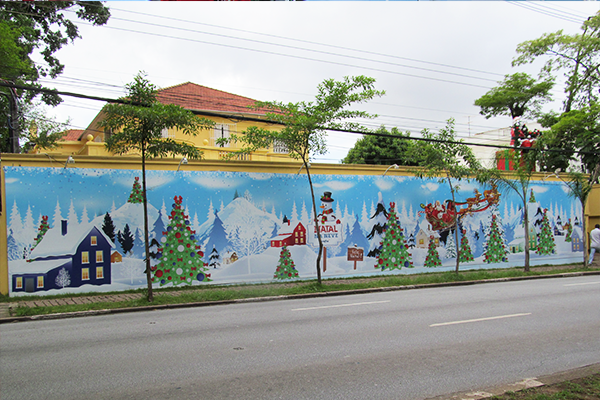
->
61;129;84;141
156;82;270;115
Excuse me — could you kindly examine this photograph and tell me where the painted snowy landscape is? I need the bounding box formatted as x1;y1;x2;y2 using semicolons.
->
4;166;584;296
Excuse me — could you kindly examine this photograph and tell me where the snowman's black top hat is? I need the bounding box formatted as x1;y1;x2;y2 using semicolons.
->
321;191;333;202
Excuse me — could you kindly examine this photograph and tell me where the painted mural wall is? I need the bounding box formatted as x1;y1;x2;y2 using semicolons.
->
4;166;584;296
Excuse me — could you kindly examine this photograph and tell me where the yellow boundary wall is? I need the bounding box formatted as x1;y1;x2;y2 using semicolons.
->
1;153;599;295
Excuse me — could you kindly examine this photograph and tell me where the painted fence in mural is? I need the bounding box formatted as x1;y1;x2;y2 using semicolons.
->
3;166;584;296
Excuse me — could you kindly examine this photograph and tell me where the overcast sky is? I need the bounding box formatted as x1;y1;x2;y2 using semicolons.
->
37;1;600;163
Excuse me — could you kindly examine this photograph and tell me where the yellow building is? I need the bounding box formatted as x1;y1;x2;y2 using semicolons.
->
37;82;291;162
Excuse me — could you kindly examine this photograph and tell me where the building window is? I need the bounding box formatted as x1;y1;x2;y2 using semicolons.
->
295;238;298;244
16;277;23;289
419;239;424;245
91;236;97;246
82;251;89;264
295;231;298;237
273;140;288;154
161;128;174;139
96;251;103;263
37;276;44;288
213;124;230;147
96;267;104;279
82;268;90;281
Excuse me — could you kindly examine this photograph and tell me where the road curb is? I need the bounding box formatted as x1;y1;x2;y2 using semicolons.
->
426;363;600;400
2;270;599;324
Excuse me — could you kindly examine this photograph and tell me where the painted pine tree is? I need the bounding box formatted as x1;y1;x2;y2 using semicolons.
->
32;215;50;249
458;229;474;262
128;177;143;204
375;202;413;271
273;246;299;280
153;196;210;286
445;230;457;259
209;246;220;269
102;212;116;242
536;209;556;255
484;214;508;263
424;236;442;267
7;229;21;261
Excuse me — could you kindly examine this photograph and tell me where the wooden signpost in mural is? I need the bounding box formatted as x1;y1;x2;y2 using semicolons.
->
347;245;364;270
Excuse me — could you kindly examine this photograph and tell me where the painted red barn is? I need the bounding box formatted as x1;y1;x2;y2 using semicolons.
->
271;220;306;248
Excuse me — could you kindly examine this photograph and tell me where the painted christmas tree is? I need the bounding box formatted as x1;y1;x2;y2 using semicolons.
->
32;215;50;249
127;177;143;204
529;189;536;203
273;246;299;280
153;196;210;286
424;236;442;267
484;214;508;263
375;202;413;271
564;219;573;242
536;209;556;255
458;229;474;262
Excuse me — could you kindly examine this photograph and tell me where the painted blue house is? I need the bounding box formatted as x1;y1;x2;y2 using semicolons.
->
571;226;583;253
11;221;115;293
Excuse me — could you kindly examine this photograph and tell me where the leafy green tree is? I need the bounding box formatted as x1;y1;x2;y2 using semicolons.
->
342;126;416;166
479;150;538;271
536;103;600;175
99;72;214;301
513;11;600;114
474;73;553;120
0;2;110;152
409;119;481;273
220;76;384;284
556;167;600;266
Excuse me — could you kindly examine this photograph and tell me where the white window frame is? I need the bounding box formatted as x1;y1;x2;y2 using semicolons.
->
213;124;231;147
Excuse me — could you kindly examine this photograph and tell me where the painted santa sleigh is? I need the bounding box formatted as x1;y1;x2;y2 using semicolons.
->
419;184;500;231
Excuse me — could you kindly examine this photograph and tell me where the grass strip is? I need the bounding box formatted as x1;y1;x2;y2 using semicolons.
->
4;265;598;318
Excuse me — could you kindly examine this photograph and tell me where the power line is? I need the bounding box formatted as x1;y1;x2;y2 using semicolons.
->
2;81;595;158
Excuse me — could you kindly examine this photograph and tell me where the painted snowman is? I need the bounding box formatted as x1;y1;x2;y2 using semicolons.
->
319;191;338;224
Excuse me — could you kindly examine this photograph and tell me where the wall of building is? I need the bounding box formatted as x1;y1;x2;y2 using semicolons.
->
1;154;598;296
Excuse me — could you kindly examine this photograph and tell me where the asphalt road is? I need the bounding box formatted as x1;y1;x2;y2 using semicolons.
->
2;275;599;400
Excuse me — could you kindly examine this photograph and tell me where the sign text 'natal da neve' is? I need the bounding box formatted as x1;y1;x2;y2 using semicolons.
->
309;191;344;246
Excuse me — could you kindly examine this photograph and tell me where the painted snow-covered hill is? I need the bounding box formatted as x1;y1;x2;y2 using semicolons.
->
197;197;280;244
91;202;159;235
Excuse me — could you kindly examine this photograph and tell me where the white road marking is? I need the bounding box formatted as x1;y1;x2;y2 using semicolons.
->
430;313;531;327
564;281;600;287
292;300;390;311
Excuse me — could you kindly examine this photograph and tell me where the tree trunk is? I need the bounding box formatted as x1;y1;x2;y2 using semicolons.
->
141;146;154;302
523;188;530;272
305;160;322;285
446;175;461;273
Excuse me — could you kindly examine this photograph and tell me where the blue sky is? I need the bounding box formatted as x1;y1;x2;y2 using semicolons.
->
5;166;572;228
